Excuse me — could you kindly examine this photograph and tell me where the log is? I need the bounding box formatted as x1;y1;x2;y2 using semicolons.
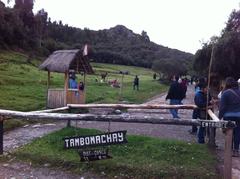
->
0;109;200;126
224;128;233;179
208;109;219;121
0;116;3;154
68;104;197;109
29;106;69;113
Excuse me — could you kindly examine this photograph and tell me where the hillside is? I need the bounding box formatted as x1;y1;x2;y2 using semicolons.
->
48;24;193;68
91;25;193;67
0;1;193;69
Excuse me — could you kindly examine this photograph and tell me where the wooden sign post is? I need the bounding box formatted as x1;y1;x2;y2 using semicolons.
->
224;128;233;179
0;116;3;155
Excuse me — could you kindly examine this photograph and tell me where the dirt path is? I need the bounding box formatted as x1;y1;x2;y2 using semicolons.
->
1;85;240;178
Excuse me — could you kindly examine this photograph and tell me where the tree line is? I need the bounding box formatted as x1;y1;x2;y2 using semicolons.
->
0;0;193;74
193;9;240;81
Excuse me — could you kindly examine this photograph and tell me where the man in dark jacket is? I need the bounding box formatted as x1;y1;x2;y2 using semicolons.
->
166;76;185;118
133;75;139;90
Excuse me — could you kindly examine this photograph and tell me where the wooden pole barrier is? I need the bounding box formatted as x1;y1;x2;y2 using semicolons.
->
207;110;217;147
224;127;233;179
0;109;200;126
0;116;4;155
29;106;69;113
68;104;197;110
67;107;71;127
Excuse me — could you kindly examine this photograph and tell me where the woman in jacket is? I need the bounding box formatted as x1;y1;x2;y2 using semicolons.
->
219;77;240;157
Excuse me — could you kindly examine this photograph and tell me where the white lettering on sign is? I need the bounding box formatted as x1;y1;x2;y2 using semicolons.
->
96;136;101;144
64;131;127;149
70;139;75;147
64;139;69;148
200;121;228;128
118;132;124;142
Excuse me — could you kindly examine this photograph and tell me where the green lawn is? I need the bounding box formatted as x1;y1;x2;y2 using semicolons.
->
0;51;167;111
14;127;218;178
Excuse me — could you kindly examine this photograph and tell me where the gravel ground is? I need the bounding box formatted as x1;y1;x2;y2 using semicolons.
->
0;85;239;179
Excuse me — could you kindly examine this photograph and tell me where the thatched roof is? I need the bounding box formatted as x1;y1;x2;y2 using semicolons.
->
39;49;94;74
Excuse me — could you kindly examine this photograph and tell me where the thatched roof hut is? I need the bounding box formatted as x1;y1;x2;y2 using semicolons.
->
39;48;93;108
39;49;93;74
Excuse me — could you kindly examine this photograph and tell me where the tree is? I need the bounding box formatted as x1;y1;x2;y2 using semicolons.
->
34;8;48;47
193;9;240;80
152;58;187;79
193;43;212;76
212;31;240;79
141;30;150;41
14;0;34;27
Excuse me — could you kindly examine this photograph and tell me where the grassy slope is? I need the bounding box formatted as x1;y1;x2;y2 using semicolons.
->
0;51;166;111
15;127;218;178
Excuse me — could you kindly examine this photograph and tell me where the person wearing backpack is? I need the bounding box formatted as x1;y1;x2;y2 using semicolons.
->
219;77;240;157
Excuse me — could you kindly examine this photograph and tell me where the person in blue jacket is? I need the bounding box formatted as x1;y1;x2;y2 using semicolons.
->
194;83;212;143
219;77;240;157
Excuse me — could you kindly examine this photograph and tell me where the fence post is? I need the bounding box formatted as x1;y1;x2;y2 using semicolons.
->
0;116;3;155
208;127;216;147
224;126;234;179
67;108;71;127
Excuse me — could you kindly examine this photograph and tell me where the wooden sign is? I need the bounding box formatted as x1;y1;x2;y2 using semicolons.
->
200;120;229;128
78;148;112;162
64;131;127;149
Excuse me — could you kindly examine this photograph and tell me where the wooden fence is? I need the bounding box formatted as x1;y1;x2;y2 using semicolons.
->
0;104;235;179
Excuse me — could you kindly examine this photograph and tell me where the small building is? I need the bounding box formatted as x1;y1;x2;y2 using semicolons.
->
39;48;93;108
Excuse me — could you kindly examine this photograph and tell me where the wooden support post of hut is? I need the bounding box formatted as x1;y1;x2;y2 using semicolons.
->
39;47;94;109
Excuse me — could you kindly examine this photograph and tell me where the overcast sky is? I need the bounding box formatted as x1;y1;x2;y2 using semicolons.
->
3;0;240;54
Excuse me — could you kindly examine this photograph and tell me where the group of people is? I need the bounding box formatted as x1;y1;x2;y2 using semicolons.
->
166;76;240;157
69;72;85;91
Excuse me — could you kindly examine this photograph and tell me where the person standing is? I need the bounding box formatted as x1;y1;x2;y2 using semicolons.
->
219;77;240;157
153;73;157;80
166;76;185;119
133;75;139;91
193;83;212;143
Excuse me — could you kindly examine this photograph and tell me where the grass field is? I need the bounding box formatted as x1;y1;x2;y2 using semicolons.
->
0;51;167;111
14;127;218;178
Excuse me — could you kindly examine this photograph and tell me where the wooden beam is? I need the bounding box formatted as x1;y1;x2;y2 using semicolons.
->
64;71;69;106
29;106;69;113
0;109;200;126
68;104;197;109
224;128;233;179
208;109;219;121
47;71;50;89
0;116;4;154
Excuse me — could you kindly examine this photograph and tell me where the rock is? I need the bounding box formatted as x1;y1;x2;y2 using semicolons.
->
32;124;41;128
23;125;29;128
44;163;50;167
101;171;106;175
44;123;56;126
114;109;122;114
3;163;9;167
